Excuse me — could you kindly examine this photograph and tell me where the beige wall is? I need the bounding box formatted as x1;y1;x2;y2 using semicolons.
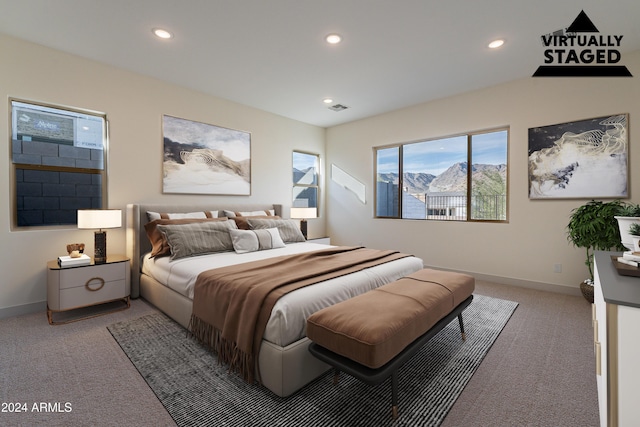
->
0;34;326;316
326;50;640;293
2;31;639;316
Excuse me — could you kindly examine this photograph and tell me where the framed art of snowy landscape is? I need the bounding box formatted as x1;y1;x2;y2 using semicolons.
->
162;115;251;195
528;114;628;199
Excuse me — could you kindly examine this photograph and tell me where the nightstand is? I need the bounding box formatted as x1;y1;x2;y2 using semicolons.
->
46;254;131;324
308;237;331;245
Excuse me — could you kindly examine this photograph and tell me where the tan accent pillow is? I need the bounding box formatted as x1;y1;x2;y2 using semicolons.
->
223;209;275;218
144;217;230;258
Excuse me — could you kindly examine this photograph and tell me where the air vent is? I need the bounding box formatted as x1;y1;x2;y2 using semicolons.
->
328;103;349;112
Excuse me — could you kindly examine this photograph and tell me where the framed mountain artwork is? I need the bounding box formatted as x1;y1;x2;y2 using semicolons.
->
162;115;251;195
528;114;628;199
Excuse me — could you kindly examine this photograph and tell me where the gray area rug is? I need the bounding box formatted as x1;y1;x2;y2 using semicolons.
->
108;294;517;427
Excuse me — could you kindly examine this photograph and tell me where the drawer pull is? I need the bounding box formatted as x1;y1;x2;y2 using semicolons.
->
85;277;105;292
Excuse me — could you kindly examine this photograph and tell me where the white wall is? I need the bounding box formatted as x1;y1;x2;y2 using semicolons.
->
0;34;326;316
326;50;640;293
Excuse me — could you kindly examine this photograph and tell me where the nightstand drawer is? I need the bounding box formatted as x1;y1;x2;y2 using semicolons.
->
58;262;126;290
59;278;127;309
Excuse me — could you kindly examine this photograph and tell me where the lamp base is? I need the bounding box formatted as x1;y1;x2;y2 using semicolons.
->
94;230;107;264
300;219;308;240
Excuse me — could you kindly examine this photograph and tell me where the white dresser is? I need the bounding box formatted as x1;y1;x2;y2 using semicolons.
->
593;251;640;427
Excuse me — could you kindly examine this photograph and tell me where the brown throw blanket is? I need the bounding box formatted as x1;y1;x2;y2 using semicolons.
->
189;246;412;383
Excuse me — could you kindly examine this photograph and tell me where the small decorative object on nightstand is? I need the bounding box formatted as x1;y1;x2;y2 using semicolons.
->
47;255;130;324
290;207;317;240
77;209;122;264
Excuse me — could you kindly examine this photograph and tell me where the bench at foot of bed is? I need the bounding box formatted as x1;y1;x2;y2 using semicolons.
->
306;268;475;419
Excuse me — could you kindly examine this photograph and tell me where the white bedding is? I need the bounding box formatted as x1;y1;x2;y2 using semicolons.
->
142;242;424;346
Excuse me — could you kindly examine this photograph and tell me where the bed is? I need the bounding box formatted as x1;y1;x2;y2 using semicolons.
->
126;203;424;397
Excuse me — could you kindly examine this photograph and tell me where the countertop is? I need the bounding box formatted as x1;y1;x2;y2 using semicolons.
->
595;250;640;308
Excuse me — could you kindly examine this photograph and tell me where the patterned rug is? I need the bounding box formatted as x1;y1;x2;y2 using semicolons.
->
108;294;517;427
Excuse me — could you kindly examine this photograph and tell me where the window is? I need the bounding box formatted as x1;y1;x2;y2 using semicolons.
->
10;100;108;228
374;128;508;222
292;151;319;210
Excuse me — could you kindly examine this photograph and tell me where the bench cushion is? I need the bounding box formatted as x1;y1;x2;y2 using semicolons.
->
306;269;475;369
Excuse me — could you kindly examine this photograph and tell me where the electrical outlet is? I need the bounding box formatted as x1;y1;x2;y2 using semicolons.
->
553;263;562;273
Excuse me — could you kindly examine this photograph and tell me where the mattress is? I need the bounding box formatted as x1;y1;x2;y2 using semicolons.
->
142;242;424;347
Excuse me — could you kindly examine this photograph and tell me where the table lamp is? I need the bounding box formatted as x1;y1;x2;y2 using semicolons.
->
77;209;122;264
290;207;317;239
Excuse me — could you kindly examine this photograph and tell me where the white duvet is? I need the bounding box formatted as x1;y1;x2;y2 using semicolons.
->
142;242;424;346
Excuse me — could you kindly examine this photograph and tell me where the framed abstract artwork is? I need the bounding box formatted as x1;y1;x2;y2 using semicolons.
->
162;115;251;195
528;114;628;199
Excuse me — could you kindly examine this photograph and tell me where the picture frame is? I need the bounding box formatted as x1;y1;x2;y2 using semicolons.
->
528;114;628;199
162;115;251;195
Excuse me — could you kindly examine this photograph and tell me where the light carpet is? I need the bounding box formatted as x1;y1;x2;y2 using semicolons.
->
107;294;517;427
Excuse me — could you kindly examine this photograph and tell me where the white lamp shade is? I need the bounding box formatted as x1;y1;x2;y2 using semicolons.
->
290;207;317;220
77;209;122;229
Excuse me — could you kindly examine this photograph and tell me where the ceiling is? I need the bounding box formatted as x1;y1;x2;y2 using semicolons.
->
1;0;639;128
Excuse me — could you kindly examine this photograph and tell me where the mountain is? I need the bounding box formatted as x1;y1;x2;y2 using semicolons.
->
428;162;468;192
377;162;506;194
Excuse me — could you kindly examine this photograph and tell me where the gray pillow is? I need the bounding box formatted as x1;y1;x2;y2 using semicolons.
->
247;218;306;243
157;220;236;259
229;227;285;253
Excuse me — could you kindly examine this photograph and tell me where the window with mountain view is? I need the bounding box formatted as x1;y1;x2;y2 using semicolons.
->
374;128;508;222
292;151;319;210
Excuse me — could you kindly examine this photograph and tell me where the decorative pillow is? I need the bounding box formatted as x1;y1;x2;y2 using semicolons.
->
229;228;285;254
155;220;236;260
232;215;281;230
223;209;275;218
145;218;231;258
247;218;306;243
146;211;218;221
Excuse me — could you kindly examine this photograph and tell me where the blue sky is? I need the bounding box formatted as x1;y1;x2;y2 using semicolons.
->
293;151;318;171
377;130;507;175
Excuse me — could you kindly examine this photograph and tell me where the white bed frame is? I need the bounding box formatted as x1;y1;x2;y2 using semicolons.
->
126;203;331;397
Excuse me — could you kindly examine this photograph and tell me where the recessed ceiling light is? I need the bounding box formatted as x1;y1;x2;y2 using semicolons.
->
153;28;173;39
488;39;505;49
323;98;334;104
325;34;342;44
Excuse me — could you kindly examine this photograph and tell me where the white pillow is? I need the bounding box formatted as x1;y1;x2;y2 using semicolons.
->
229;227;285;254
146;211;218;221
167;212;207;219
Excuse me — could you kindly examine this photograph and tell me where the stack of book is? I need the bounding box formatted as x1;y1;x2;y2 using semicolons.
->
617;251;640;267
57;254;91;268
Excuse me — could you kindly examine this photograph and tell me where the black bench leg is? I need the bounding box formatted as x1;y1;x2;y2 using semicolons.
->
391;371;399;419
333;368;340;385
458;313;467;341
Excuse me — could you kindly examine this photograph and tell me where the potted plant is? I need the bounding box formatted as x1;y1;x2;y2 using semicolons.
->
615;203;640;251
629;222;640;252
567;200;627;302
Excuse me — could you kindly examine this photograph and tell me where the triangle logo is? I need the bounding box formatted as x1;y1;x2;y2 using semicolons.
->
533;10;632;77
566;10;599;33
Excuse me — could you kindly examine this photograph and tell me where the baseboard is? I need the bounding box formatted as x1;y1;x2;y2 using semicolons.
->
0;270;581;321
424;264;582;297
0;300;46;320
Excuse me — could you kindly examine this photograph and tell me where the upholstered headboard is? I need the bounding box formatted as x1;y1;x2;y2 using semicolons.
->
126;203;283;298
